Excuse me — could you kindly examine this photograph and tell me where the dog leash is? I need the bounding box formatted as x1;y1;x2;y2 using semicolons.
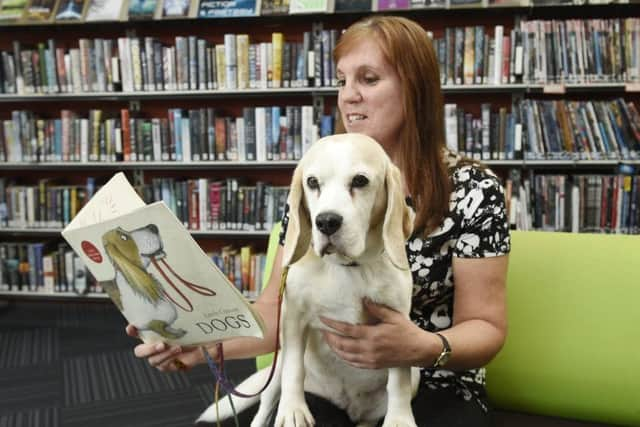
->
200;265;288;400
150;257;217;312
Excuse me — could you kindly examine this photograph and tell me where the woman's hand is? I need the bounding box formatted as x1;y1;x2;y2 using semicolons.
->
320;299;434;370
125;324;205;372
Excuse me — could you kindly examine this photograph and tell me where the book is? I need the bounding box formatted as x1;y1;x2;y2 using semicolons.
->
374;0;409;9
334;0;372;11
0;0;27;21
289;0;334;13
127;0;159;19
54;0;87;20
22;0;57;21
198;0;259;17
161;0;196;17
85;0;126;21
260;0;289;14
61;172;265;346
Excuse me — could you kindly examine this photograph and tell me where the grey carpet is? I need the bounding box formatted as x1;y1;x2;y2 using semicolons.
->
0;300;255;427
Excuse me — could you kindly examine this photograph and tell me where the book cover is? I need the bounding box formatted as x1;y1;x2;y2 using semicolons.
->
22;0;57;21
410;0;445;7
260;0;289;14
374;0;409;9
161;0;195;17
61;172;265;346
54;0;86;20
447;0;484;6
198;0;259;17
0;0;28;21
334;0;371;11
289;0;334;13
85;0;125;20
127;0;159;19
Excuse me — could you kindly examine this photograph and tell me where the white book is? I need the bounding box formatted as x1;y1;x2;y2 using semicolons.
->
493;25;504;85
62;172;265;346
181;117;191;162
198;178;208;231
255;107;267;161
85;0;125;21
236;117;246;161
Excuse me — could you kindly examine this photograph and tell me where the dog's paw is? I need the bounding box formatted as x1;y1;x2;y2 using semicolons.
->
274;402;315;427
381;415;417;427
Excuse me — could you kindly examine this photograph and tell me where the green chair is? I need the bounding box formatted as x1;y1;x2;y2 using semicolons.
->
255;222;281;371
486;231;640;426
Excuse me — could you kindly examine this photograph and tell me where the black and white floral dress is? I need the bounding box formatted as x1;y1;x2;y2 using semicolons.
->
279;150;511;412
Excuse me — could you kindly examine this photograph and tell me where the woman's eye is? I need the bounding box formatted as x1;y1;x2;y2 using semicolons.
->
307;176;320;190
351;175;369;188
363;75;378;85
336;78;345;87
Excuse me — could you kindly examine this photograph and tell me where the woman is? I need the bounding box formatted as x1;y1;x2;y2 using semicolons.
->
127;15;510;426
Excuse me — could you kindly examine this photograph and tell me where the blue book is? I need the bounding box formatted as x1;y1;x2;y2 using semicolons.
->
198;0;258;17
320;114;333;137
271;106;280;160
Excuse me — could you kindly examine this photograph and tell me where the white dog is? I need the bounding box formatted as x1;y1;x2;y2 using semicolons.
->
197;133;419;427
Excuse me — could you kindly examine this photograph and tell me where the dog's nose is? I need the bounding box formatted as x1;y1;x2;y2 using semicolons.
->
315;212;343;236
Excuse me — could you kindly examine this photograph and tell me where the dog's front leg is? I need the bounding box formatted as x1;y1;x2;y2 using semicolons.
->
274;302;314;427
382;367;417;427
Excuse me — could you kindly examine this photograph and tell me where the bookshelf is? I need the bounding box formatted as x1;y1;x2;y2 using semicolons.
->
0;0;639;299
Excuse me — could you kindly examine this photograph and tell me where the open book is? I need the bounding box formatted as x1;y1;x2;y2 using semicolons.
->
61;172;265;346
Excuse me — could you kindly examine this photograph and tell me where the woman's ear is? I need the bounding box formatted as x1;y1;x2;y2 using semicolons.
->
281;164;311;267
382;162;414;270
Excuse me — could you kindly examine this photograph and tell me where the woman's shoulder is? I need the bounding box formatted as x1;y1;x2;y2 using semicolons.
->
445;150;502;192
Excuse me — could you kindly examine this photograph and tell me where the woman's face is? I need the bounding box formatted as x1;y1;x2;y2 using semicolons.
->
336;37;404;155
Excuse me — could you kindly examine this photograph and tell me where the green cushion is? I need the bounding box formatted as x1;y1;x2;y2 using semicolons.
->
255;222;281;371
486;231;640;426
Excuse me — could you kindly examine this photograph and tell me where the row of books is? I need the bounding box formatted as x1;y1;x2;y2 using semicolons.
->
445;98;640;161
2;0;638;26
517;18;640;84
0;106;330;163
433;18;640;87
0;240;268;298
0;29;338;95
0;176;288;231
3;17;640;96
138;177;289;231
506;170;640;234
0;177;289;231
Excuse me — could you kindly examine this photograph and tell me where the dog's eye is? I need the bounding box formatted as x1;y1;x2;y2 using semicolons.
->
351;175;369;189
120;234;128;241
307;176;320;190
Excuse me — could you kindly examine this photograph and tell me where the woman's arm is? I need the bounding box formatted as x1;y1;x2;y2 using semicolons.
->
127;246;285;372
429;254;508;370
320;254;508;370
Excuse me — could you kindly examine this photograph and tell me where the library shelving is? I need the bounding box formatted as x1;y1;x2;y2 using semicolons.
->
0;1;639;298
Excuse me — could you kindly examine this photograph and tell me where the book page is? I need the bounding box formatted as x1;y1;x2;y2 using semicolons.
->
64;172;146;231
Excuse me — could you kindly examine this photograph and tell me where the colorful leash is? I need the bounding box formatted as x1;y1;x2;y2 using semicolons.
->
200;266;288;418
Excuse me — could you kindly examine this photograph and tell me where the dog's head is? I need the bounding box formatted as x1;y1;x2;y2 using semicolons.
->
102;225;165;300
282;133;414;270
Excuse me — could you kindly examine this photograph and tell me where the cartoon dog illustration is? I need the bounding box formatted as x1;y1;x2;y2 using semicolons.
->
100;224;187;340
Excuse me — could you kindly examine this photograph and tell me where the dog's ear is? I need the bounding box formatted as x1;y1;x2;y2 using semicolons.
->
282;164;311;267
382;162;414;270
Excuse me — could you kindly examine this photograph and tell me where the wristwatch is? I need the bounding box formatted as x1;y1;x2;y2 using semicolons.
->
432;333;452;368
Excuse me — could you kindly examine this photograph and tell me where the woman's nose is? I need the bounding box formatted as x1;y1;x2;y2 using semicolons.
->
339;81;362;103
